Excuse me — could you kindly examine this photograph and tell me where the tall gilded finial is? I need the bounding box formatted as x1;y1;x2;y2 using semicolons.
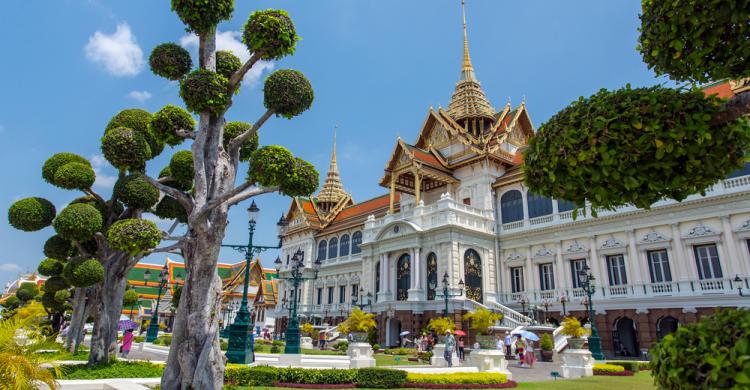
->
461;0;473;79
317;124;347;209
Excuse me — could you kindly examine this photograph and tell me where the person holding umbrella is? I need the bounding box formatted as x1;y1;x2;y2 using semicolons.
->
120;328;134;358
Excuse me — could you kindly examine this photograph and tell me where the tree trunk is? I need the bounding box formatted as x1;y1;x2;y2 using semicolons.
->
66;287;87;352
161;229;227;390
88;255;131;365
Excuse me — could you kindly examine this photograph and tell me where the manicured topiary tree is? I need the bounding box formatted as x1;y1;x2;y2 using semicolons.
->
15;282;39;303
136;4;319;388
524;0;750;213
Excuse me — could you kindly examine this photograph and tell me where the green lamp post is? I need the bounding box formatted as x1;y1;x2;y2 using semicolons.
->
275;248;322;354
430;272;464;317
224;201;288;364
145;264;168;342
352;288;373;312
577;264;605;360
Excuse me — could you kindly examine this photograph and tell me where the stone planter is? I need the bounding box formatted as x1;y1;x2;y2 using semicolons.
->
541;349;554;362
475;334;496;349
568;337;585;349
351;331;369;343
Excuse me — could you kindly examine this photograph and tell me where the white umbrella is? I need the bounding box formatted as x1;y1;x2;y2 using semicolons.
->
511;329;540;341
399;331;410;337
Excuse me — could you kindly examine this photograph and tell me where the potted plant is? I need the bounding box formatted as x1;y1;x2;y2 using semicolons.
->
427;317;455;343
561;317;587;349
540;333;554;361
300;322;315;337
339;308;376;342
463;307;503;348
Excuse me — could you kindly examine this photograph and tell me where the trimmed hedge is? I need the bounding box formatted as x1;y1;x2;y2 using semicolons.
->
605;360;649;372
225;366;407;388
353;367;407;388
406;373;508;385
55;361;164;379
592;363;625;373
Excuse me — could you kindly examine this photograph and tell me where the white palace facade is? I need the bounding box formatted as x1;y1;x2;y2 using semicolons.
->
275;14;750;357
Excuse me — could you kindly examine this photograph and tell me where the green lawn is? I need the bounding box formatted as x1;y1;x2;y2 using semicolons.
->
227;371;655;390
374;354;424;367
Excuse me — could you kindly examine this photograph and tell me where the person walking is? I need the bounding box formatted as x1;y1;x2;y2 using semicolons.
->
515;335;526;367
504;331;512;358
524;338;536;368
457;336;465;361
120;329;134;358
496;334;504;352
444;330;456;367
319;331;326;350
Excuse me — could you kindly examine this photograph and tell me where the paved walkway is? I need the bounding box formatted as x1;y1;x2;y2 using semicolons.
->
506;358;563;382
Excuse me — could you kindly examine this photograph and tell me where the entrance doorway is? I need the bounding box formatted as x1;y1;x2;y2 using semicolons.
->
613;316;639;357
656;316;679;340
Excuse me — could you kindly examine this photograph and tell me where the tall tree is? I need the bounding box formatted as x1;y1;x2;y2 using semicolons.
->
138;2;319;388
524;0;750;212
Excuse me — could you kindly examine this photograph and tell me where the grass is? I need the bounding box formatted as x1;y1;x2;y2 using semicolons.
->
38;349;90;361
55;361;165;380
374;354;424;366
227;371;655;390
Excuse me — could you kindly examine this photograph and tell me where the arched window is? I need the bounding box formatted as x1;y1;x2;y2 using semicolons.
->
464;249;483;303
557;199;576;212
396;253;410;301
339;234;350;256
527;191;552;218
426;253;438;300
351;231;363;254
328;237;338;259
656;316;679;341
500;190;524;223
317;240;327;261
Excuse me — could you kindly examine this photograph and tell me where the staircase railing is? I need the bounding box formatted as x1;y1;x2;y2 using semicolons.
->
464;299;533;327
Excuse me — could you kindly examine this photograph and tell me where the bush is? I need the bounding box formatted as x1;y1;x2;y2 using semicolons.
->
592;363;625;373
417;351;433;363
169;150;195;183
216;50;242;79
272;339;285;346
114;174;160;209
54;289;71;303
150;105;195;147
651;308;750;389
53;162;95;190
225;365;279;386
560;317;586;338
270;345;281;353
263;69;314;119
122;289;139;307
158;166;192;191
223;121;258;162
15;282;39;302
171;0;234;34
243;9;298;61
384;347;416;356
8;197;56;232
107;218;161;254
220;340;228;350
605;360;648;372
106;108;163;160
149;43;192;81
247;145;294;187
55;361;164;379
42;153;90;185
278;368;356;385
540;333;553;352
43;235;74;260
372;343;381;351
53;203;102;242
101;127;151;171
44;276;69;293
463;307;503;335
353;367;407;388
180;69;229;114
335;341;349;352
407;373;508;385
427;317;455;335
65;258;104;287
38;258;64;277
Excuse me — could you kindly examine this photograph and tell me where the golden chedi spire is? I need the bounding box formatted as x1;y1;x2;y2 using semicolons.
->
316;129;348;213
447;0;495;134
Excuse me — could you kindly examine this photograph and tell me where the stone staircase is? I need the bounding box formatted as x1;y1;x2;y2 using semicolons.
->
464;299;533;327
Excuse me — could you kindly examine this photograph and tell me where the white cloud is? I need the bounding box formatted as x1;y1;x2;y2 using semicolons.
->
0;263;21;272
85;23;144;77
180;30;274;86
127;90;152;102
91;154;117;190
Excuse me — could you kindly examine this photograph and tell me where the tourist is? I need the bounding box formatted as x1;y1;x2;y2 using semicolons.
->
496;334;504;351
444;330;456;367
524;338;536;368
515;335;525;367
473;341;480;350
319;331;326;350
504;331;512;358
120;329;134;358
457;336;465;361
347;332;354;343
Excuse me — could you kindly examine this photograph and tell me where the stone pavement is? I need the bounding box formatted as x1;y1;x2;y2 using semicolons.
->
506;358;564;382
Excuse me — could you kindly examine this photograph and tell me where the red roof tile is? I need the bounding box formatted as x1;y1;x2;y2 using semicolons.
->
703;82;734;99
332;193;398;223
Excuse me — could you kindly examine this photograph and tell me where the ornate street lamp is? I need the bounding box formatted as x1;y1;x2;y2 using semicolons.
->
352;288;373;311
559;294;569;317
223;201;288;364
541;299;551;324
429;272;464;317
733;275;749;297
146;264;169;342
339;305;348;319
517;295;528;316
276;248;322;354
577;264;604;360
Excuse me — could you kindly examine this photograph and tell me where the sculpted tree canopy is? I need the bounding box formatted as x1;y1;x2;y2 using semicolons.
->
524;0;750;213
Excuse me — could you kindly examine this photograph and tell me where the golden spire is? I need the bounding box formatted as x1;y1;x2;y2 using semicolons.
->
447;0;495;124
317;126;347;207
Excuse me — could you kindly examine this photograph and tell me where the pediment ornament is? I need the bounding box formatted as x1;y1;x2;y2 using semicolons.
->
640;231;669;244
685;224;717;238
600;237;624;249
565;241;587;253
505;252;524;262
534;247;555;258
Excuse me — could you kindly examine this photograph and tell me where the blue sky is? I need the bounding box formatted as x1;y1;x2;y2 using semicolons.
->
0;1;662;287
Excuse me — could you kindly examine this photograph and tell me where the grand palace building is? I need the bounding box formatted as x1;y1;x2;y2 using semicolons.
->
274;10;750;357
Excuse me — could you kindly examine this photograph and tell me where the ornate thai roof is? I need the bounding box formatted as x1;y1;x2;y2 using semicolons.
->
317;135;348;205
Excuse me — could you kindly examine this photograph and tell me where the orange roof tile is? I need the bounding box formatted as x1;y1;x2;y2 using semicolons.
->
703;82;734;99
332;193;398;223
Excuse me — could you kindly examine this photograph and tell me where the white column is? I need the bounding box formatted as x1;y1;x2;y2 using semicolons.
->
525;246;534;294
670;223;688;281
721;216;744;276
588;236;600;290
555;242;565;292
627;231;645;285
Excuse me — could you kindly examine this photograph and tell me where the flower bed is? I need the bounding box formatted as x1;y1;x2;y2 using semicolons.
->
406;373;509;385
593;363;634;376
403;382;517;389
593;370;635;376
274;383;354;389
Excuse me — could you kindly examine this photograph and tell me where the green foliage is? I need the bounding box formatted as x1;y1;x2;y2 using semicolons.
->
150;105;195;147
406;372;508;385
63;257;104;288
123;289;139;307
247;145;294;187
638;0;750;83
354;367;407;388
2;296;20;310
593;363;626;373
216;50;242;79
43;235;74;260
43;276;69;293
225;365;280;386
171;0;234;34
106;109;163;160
270;344;280;353
154;195;188;223
335;341;349;352
263;69;314;119
169;150;195;183
560;317;587;338
280;367;356;384
0;314;63;389
101;127;151;171
300;322;315;336
70;195;110;218
540;333;553;352
53;203;102;242
384;347;415;356
462;307;503;335
15;282;39;302
114;174;160;210
180;69;230;114
606;360;649;372
55;361;164;379
159;166;192;191
149;43;193;81
280;157;319;197
7;197;56;232
524;85;750;211
42;152;90;185
427;317;455;335
54;289;71;304
223;121;258;161
107;218;161;254
53;162;96;190
243;9;298;61
651;308;750;389
338;307;377;333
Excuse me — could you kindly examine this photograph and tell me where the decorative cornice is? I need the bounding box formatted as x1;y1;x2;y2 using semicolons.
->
737;219;750;232
564;240;588;254
533;247;555;258
599;237;625;250
684;224;718;238
639;231;670;244
505;252;524;262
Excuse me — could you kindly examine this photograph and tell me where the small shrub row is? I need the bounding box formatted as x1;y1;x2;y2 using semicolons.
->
404;383;517;389
605;360;649;372
593;370;635;377
592;363;625;373
406;373;508;385
275;384;353;389
225;366;405;388
384;347;416;355
56;361;164;379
